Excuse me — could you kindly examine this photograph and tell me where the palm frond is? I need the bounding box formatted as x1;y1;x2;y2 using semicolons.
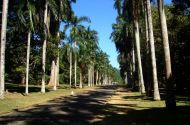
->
114;0;122;16
77;16;91;24
48;0;58;20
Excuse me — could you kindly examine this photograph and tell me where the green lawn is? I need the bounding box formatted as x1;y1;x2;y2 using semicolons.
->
0;83;96;115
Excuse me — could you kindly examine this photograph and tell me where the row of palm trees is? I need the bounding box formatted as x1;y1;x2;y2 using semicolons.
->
111;0;176;109
0;0;119;99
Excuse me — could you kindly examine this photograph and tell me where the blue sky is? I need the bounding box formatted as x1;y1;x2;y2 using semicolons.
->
72;0;172;69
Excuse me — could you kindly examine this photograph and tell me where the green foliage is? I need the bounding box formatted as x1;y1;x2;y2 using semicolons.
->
3;0;123;87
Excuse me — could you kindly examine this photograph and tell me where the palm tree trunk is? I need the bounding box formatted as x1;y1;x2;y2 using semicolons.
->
133;14;146;94
92;65;94;86
53;61;57;91
69;51;72;88
56;31;60;87
25;31;31;95
98;73;101;85
56;51;59;86
48;60;55;86
157;0;176;108
0;0;9;99
88;67;90;87
146;0;160;100
132;42;136;89
144;0;152;96
41;1;48;93
74;42;77;87
96;71;98;86
89;65;92;87
90;66;92;86
101;74;104;85
79;68;83;88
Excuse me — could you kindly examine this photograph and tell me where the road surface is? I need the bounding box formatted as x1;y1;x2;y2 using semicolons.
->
0;86;117;125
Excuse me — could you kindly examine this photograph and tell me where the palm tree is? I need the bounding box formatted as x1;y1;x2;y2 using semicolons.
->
143;0;151;96
132;0;145;94
25;31;31;95
131;41;136;88
60;35;76;88
52;0;76;90
74;26;99;88
65;16;90;87
65;37;73;88
84;27;98;87
74;41;77;87
0;0;9;99
41;0;58;93
157;0;176;108
24;0;37;95
95;50;103;86
41;1;48;93
47;0;75;90
145;0;160;100
8;0;38;95
69;43;73;88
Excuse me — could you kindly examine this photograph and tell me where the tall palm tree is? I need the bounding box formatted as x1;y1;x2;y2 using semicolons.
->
131;41;136;88
113;0;143;90
25;31;31;95
145;0;160;100
47;0;75;90
52;0;76;89
157;0;176;108
0;0;9;99
132;0;145;94
41;0;58;93
65;16;90;87
8;0;38;95
75;26;98;88
143;0;151;96
74;41;77;87
59;36;74;88
23;0;37;95
41;1;48;93
64;37;73;88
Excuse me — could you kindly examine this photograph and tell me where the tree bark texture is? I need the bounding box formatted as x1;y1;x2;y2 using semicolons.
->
41;1;48;93
25;31;31;95
157;0;176;108
146;0;160;100
0;0;9;99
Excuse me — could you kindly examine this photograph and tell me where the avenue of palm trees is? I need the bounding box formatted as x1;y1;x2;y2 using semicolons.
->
111;0;190;109
0;0;190;116
0;0;121;100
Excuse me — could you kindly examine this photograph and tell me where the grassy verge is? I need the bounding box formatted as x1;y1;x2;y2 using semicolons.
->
0;84;96;115
96;87;190;125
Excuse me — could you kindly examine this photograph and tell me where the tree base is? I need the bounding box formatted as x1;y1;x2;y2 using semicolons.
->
165;100;176;110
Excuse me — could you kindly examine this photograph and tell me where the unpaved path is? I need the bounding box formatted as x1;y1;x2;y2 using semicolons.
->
0;86;117;125
1;86;187;125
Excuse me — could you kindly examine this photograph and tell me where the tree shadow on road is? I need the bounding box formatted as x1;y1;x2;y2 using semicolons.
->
0;85;189;125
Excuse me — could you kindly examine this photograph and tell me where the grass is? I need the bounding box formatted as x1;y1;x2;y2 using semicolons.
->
0;83;96;115
93;87;190;125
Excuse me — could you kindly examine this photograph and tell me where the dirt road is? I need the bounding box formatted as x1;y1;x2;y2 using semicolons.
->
0;86;117;125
